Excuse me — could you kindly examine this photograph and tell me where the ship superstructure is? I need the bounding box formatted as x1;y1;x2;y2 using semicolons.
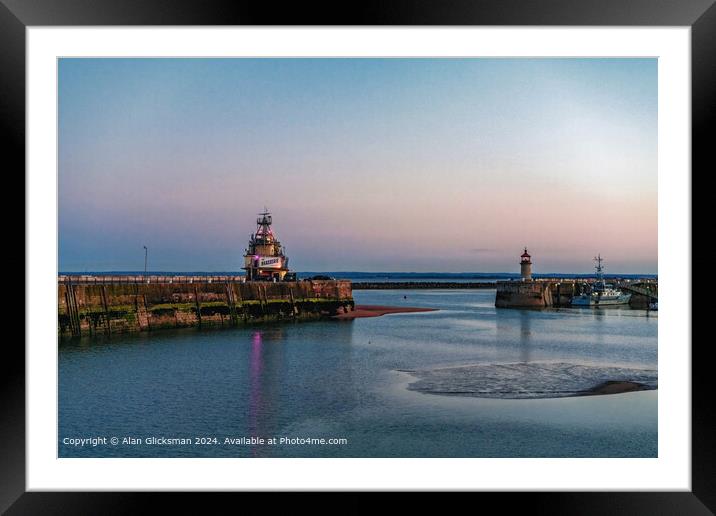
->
571;255;631;306
243;210;290;281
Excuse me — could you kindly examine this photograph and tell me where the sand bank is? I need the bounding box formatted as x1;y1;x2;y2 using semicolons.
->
334;305;438;319
583;380;651;396
404;362;657;399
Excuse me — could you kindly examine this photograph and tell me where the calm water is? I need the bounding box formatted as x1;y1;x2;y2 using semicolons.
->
58;289;657;458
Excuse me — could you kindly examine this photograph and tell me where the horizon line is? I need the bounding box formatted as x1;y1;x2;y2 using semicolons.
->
58;270;659;276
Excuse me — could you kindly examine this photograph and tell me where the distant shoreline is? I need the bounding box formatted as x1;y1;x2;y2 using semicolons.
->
352;282;496;289
59;271;659;280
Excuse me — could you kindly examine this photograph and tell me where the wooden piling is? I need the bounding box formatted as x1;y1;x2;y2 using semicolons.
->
100;284;111;335
65;280;81;337
225;281;239;326
289;287;297;316
133;282;142;331
193;284;202;327
143;294;151;330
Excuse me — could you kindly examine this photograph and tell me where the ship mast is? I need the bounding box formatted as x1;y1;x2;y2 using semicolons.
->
594;254;604;284
254;209;274;243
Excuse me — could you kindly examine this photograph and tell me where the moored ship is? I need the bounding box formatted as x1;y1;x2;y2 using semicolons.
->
243;209;291;281
571;255;631;307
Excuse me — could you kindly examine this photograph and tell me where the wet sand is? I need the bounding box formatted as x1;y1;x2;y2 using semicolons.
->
581;380;651;396
403;362;657;399
334;305;438;319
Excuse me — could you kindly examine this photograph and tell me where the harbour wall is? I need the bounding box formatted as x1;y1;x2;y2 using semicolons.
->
495;279;657;309
495;281;555;308
59;277;354;338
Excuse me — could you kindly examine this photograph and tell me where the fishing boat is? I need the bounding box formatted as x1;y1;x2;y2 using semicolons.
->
571;255;631;307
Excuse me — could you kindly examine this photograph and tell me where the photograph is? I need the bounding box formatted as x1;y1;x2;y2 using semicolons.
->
57;57;659;459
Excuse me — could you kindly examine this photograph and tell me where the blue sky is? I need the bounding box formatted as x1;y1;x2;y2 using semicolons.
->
59;58;657;273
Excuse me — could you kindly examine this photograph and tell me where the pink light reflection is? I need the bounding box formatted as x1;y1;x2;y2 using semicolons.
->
247;330;263;456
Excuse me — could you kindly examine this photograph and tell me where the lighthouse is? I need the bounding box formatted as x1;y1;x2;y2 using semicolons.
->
520;248;532;281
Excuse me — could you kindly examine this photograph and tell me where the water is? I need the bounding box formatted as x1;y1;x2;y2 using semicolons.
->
58;289;657;458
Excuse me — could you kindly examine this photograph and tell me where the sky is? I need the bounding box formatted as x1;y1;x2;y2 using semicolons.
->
58;58;657;274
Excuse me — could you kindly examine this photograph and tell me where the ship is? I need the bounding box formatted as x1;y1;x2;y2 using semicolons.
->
243;209;293;281
571;255;631;307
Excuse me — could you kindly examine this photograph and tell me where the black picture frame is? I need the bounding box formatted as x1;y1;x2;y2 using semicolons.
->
4;0;710;511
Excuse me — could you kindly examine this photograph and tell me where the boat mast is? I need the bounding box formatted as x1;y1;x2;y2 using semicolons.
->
594;254;604;284
255;207;274;242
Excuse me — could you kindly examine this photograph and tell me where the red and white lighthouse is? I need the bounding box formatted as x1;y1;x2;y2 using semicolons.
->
520;248;532;281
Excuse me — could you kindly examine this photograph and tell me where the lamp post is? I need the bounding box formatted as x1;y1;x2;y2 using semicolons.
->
143;246;148;277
